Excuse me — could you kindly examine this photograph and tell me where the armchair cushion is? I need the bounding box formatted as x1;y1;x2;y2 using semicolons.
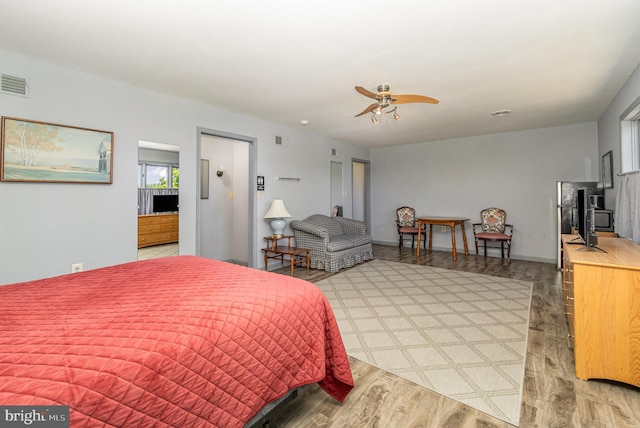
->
326;236;356;252
288;218;330;240
479;207;507;233
474;231;511;241
334;216;368;235
303;214;343;236
291;214;373;273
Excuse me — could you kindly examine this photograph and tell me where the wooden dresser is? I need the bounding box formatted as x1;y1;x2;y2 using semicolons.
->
561;234;640;387
138;213;179;248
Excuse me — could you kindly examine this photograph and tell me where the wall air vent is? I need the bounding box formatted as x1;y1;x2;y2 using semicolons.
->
1;74;30;98
274;135;289;147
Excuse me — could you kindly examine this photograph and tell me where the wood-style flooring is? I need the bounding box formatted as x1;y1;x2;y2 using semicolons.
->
263;244;640;427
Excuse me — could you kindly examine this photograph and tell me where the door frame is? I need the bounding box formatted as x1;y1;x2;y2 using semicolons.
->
196;127;257;268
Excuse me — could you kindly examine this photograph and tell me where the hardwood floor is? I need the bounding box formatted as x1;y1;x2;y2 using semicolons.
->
264;244;640;427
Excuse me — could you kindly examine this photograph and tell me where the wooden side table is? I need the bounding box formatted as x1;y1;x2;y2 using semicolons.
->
416;216;470;261
262;235;310;276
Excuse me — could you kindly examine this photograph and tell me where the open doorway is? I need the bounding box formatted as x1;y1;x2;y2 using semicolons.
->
197;130;256;267
137;141;180;260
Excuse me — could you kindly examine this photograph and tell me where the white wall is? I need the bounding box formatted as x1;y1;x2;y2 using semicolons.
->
370;122;599;262
258;136;368;223
0;50;369;284
3;47;621;282
598;63;640;210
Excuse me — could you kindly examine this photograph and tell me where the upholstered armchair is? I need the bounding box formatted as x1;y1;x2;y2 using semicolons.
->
472;207;513;261
290;214;373;273
396;206;426;249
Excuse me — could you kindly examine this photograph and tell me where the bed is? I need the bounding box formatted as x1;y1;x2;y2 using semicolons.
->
0;256;354;427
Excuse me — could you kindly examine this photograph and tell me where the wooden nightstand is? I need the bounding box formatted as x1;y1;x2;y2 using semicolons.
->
262;235;310;276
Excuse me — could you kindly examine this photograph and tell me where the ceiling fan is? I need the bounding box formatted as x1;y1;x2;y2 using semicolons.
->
354;84;439;123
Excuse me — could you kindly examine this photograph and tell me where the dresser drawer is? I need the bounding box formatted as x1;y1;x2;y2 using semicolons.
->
138;214;179;248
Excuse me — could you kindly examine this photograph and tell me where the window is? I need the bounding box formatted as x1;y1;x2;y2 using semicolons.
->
138;163;179;188
621;96;640;173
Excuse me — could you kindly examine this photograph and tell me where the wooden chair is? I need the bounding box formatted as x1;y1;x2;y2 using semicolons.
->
472;207;513;261
396;206;426;249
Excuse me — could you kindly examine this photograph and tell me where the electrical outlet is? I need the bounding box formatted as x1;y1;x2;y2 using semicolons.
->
441;226;446;232
71;263;83;273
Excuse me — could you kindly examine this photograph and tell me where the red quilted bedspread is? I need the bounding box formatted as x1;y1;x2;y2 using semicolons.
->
0;256;354;427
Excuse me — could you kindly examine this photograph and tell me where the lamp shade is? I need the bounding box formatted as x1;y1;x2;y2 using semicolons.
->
264;199;291;238
264;199;292;219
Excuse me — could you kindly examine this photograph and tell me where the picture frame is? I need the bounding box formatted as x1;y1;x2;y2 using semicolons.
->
1;116;113;184
601;150;613;189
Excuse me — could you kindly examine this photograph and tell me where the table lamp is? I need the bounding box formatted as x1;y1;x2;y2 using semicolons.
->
264;198;292;238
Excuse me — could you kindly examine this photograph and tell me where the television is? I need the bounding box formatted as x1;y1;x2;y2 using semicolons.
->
575;188;603;251
594;209;615;232
153;194;179;213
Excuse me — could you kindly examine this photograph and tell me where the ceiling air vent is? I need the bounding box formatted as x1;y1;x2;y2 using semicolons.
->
1;74;29;98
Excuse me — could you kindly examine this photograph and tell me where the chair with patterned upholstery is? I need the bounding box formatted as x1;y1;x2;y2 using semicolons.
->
290;214;373;273
472;207;513;261
396;206;426;249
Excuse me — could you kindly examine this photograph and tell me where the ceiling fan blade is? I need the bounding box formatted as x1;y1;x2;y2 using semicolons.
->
392;94;439;104
354;103;378;117
355;86;378;100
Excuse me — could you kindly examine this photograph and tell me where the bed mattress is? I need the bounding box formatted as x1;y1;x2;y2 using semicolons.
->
0;256;353;427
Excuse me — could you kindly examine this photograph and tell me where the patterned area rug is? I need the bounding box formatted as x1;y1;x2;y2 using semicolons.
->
316;260;533;426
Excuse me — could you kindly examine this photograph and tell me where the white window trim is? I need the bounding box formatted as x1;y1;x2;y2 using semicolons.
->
138;161;179;189
620;95;640;173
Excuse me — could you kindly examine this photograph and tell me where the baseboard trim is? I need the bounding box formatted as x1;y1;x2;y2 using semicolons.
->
371;240;554;265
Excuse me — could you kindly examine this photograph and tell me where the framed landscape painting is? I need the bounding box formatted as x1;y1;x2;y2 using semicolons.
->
1;116;113;184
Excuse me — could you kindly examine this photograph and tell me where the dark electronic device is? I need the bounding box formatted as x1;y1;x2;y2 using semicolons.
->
153;194;179;213
575;188;605;252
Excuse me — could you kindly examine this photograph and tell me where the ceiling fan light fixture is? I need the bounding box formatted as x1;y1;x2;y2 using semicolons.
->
354;84;438;124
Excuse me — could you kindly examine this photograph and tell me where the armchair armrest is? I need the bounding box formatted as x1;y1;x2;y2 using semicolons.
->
504;224;514;237
290;220;329;239
334;216;368;235
472;223;513;237
472;223;482;236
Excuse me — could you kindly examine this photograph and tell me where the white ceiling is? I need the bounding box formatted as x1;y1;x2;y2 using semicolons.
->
1;1;640;148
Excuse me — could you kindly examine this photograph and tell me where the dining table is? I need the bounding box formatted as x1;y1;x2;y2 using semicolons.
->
416;216;470;261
